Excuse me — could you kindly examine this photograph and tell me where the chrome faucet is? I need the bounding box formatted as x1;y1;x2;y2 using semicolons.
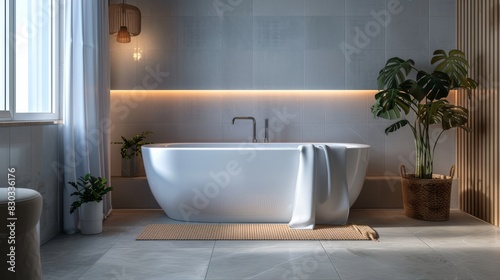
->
264;118;270;143
232;116;257;143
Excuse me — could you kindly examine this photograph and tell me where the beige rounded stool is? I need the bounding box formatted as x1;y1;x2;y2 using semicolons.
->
0;188;43;280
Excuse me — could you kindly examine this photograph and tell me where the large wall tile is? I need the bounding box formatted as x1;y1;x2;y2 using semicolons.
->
177;0;220;16
223;50;253;89
305;16;345;50
223;17;253;49
253;93;303;124
302;124;326;142
214;0;253;17
137;49;178;89
305;50;346;89
139;0;178;17
151;93;185;123
326;92;369;123
345;0;385;16
270;123;304;142
345;16;385;50
177;94;223;124
305;0;345;16
253;0;304;16
10;126;32;181
110;48;139;90
430;0;456;17
383;128;417;175
430;17;456;51
139;16;177;50
224;121;258;143
254;17;305;50
396;0;429;17
365;124;387;175
345;49;385;89
31;125;59;177
178;50;223;89
253;50;304;89
178;17;222;49
111;93;156;124
35;174;60;244
222;94;254;123
386;16;430;50
302;93;326;123
173;123;224;142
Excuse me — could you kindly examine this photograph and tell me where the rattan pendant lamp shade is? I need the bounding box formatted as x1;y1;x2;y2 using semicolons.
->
109;1;141;43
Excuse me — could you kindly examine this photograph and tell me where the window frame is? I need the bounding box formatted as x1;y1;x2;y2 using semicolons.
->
0;0;60;122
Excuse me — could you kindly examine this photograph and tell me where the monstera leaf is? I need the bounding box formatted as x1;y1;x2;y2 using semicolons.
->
377;57;415;90
384;119;410;135
431;49;477;93
416;71;451;101
371;88;411;120
440;104;470;131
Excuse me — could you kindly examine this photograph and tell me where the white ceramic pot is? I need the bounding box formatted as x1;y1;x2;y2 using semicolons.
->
79;201;103;234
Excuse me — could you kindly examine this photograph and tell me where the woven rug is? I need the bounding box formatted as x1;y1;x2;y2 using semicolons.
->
136;224;378;241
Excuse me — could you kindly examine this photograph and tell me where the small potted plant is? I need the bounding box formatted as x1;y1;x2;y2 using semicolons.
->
371;49;478;221
112;131;152;177
69;173;113;234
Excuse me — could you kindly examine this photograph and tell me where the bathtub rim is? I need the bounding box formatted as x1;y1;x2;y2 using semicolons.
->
142;142;370;150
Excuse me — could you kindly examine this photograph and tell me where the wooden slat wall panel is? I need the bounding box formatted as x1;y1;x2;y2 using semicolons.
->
457;0;500;227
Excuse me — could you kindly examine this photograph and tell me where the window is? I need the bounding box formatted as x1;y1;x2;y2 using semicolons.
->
1;0;58;121
0;1;7;112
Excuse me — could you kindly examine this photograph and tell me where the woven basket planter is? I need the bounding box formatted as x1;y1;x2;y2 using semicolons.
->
400;165;454;221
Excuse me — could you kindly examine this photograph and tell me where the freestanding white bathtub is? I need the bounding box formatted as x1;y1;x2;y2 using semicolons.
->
142;143;369;224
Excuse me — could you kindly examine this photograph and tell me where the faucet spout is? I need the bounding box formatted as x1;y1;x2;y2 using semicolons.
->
232;116;257;143
264;118;269;143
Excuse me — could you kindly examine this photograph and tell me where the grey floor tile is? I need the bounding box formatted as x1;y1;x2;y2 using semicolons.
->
326;247;475;280
206;247;340;280
40;209;500;280
78;247;212;280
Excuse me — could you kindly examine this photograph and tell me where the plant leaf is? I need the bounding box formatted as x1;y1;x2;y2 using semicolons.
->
416;71;451;101
460;77;479;99
377;57;415;89
400;79;426;102
432;49;469;89
440;104;469;130
385;119;410;135
371;88;411;120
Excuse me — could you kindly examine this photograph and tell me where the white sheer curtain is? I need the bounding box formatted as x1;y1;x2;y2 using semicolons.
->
62;0;111;234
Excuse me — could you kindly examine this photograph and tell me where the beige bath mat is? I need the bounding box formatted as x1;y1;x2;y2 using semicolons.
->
136;223;378;241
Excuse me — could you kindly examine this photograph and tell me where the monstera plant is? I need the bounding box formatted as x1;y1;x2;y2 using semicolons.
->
371;49;478;179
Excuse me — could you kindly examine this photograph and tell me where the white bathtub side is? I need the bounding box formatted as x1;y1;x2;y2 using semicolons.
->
143;145;300;222
142;143;369;222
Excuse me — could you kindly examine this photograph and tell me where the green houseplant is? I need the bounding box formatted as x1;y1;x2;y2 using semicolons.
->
112;131;152;177
371;49;478;220
69;173;112;234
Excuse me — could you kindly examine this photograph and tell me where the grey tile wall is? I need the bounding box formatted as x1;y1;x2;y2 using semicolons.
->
0;125;61;244
109;89;456;178
110;0;456;90
109;0;458;208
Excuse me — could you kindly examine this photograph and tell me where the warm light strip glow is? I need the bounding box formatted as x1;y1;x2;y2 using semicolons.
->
457;0;500;227
110;90;378;97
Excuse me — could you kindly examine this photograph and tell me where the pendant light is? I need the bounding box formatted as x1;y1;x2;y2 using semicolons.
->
109;0;141;43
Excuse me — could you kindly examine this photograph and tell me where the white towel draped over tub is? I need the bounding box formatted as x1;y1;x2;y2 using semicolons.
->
288;144;350;229
288;145;317;229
